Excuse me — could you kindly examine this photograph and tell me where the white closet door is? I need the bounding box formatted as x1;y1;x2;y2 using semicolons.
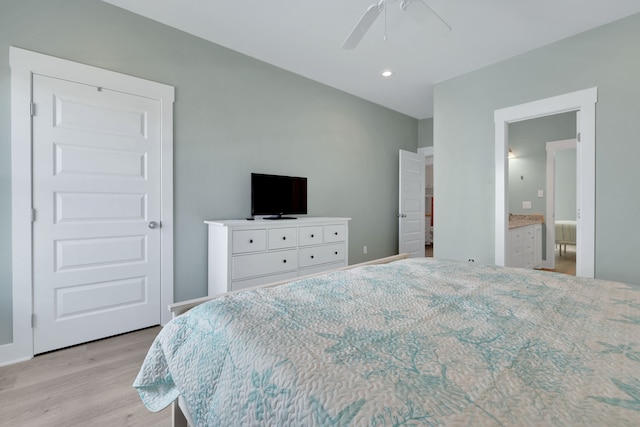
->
32;74;162;354
399;150;425;258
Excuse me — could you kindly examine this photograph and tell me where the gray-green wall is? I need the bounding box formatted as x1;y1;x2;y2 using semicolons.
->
555;150;577;221
508;112;576;215
0;0;418;346
418;118;434;148
434;12;640;286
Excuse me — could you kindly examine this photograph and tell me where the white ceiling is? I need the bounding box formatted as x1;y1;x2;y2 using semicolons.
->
102;0;640;119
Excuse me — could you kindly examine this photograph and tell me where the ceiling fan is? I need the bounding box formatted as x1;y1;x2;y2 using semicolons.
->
342;0;451;49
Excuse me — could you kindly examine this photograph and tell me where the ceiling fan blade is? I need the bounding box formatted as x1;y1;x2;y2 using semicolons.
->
400;0;452;33
341;2;384;50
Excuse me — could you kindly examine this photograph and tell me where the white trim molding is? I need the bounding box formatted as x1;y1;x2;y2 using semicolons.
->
494;87;597;278
2;47;175;366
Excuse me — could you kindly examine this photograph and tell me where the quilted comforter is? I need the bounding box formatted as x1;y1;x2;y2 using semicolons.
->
134;258;640;426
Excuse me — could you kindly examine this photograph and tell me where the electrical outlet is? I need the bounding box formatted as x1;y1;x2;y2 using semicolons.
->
538;190;544;198
522;201;532;209
363;246;368;254
468;259;475;263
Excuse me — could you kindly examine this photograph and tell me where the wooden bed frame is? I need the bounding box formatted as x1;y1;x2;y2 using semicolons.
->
167;253;410;427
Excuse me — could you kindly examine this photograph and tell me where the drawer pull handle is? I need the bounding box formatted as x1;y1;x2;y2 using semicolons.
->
310;255;314;259
334;232;338;236
334;251;338;255
283;259;287;263
311;234;314;238
282;236;286;240
249;239;253;244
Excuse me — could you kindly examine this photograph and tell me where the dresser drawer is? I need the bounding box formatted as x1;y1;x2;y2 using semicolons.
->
299;261;346;277
232;249;298;280
232;229;267;253
324;224;346;243
232;271;298;291
299;243;346;268
268;227;297;250
299;226;323;246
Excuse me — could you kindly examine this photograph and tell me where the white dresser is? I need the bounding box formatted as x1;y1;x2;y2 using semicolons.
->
205;217;350;295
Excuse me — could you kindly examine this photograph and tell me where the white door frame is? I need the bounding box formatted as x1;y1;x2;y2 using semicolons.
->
494;87;596;278
544;138;577;270
2;47;174;366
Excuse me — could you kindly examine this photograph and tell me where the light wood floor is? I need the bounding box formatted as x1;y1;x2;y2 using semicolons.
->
0;326;171;427
537;245;576;276
550;244;576;275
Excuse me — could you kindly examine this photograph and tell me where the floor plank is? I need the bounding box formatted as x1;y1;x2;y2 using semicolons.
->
0;327;171;427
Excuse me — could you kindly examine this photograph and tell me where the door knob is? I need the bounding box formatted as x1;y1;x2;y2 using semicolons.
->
148;221;161;229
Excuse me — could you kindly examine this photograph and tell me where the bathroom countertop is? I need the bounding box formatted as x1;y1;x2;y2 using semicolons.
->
508;214;544;230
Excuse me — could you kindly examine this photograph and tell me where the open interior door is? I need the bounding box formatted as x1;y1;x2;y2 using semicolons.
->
399;150;425;257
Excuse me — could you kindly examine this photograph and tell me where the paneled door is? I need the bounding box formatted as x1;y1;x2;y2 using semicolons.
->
32;74;162;354
398;150;425;258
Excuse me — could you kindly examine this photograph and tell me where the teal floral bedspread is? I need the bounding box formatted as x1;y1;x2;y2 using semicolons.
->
134;258;640;426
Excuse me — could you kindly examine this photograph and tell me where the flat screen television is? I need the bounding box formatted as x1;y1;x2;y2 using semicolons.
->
251;173;307;220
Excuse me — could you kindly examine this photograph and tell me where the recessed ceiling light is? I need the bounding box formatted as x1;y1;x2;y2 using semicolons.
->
381;70;394;77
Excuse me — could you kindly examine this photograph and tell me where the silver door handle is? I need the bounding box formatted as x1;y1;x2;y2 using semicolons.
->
148;221;161;229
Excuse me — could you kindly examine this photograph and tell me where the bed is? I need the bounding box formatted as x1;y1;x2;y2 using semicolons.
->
134;255;640;426
555;220;577;255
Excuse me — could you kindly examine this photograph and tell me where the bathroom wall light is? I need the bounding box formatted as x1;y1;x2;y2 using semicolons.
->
381;69;394;77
